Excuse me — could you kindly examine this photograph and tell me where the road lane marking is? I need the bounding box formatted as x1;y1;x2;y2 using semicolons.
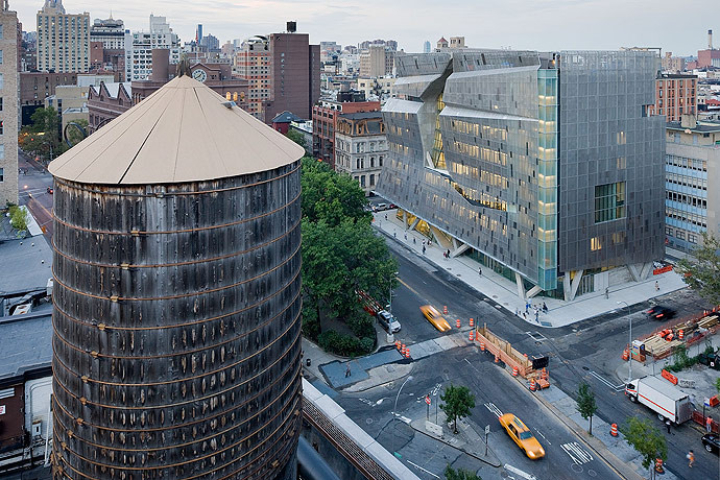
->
535;429;551;446
406;460;441;478
398;278;422;297
561;442;593;465
484;402;503;418
589;371;625;392
525;331;547;342
504;464;538;480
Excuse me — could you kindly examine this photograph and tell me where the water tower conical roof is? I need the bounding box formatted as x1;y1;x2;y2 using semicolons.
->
49;75;305;185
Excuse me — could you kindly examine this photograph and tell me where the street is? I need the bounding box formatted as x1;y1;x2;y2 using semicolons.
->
17;149;54;240
332;231;716;479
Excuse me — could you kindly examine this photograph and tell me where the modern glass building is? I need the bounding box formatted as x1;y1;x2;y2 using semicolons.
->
377;50;665;300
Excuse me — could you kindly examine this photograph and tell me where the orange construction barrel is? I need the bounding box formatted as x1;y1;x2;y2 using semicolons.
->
610;423;618;437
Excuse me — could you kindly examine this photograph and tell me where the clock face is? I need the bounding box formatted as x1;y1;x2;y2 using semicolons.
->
192;69;207;83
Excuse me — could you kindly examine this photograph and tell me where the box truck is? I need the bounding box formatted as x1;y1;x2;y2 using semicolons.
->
625;376;693;424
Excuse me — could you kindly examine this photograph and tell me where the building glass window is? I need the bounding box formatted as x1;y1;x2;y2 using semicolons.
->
0;167;3;182
594;182;626;223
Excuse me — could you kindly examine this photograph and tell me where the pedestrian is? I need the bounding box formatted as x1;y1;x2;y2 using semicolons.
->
535;311;539;323
478;266;482;276
413;237;416;244
665;419;674;435
655;281;660;291
525;302;529;314
345;363;351;378
522;312;527;320
422;245;426;255
393;231;397;238
404;232;407;241
687;450;694;468
605;287;609;299
385;214;388;220
542;302;548;313
706;416;713;433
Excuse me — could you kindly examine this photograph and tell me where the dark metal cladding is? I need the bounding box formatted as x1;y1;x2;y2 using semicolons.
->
51;161;302;480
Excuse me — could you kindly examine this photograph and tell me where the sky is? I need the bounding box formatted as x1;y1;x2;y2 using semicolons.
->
15;0;717;57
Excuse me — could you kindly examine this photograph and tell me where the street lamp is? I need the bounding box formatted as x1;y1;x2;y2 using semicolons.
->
393;375;413;413
617;301;632;384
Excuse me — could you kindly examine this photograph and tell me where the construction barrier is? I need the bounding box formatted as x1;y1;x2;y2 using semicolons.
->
678;329;684;340
661;369;678;385
610;423;618;437
443;305;448;314
512;366;518;377
469;318;474;328
475;324;535;379
529;378;536;391
469;330;475;341
622;348;629;361
456;319;461;329
654;458;664;474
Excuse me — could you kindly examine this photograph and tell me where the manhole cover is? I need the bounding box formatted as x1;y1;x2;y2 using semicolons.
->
571;464;583;474
582;366;590;371
366;418;374;425
588;470;597;477
492;295;498;299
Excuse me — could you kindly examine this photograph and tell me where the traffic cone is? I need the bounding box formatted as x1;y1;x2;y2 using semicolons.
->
395;341;401;350
678;329;684;340
456;319;461;329
494;353;500;363
469;318;474;328
654;458;664;474
401;344;406;355
443;305;448;314
512;366;518;377
529;378;536;391
622;348;629;361
405;348;411;359
480;341;485;351
610;423;618;437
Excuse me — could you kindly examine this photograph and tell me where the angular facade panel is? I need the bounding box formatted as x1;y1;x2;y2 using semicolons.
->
378;49;665;295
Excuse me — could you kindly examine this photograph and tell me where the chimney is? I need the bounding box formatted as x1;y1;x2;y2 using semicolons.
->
710;29;714;50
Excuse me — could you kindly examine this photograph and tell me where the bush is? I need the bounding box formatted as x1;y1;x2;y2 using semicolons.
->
666;345;698;372
9;206;28;235
317;330;373;357
348;314;376;339
302;303;321;341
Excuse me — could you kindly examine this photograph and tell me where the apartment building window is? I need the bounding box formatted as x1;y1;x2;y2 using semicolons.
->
0;74;3;91
594;182;626;223
688;234;698;244
0;167;3;182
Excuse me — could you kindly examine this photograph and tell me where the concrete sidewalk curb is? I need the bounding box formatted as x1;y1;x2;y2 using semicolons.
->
406;420;503;468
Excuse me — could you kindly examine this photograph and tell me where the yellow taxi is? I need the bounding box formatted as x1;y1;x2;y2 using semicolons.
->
419;305;452;332
498;413;545;459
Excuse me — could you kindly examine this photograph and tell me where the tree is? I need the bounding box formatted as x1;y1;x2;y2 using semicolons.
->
444;466;482;480
676;232;720;305
576;382;598;435
620;417;667;480
19;107;65;162
286;129;307;150
9;206;28;237
440;384;476;434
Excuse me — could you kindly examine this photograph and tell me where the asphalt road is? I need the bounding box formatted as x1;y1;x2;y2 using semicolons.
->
18;150;54;240
378;233;716;479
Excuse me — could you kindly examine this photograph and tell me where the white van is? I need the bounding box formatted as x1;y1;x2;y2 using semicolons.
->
376;310;401;333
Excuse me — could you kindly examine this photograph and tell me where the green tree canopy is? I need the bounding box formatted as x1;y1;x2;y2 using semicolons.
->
576;382;598;435
19;107;67;162
444;466;482;480
440;384;476;434
620;417;667;478
286;129;307;149
676;232;720;305
301;157;370;226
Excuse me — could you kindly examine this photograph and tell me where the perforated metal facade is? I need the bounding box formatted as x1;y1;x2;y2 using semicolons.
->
378;50;664;293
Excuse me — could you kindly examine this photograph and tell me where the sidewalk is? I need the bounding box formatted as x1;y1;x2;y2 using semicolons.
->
373;210;688;328
407;404;502;468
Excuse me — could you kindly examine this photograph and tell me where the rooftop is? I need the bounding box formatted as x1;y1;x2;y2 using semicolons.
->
0;313;53;383
272;111;304;124
0;237;53;295
340;111;383;120
50;75;305;185
667;120;720;133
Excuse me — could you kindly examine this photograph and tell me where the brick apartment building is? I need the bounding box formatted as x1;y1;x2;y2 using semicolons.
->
312;91;380;168
648;73;697;122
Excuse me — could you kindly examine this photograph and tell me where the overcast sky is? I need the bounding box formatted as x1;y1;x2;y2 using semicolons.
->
16;0;717;57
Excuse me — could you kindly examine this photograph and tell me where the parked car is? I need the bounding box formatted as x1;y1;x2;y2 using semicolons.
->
419;305;452;332
646;305;676;321
389;203;397;209
498;413;545;459
702;433;720;454
698;352;720;370
376;310;401;334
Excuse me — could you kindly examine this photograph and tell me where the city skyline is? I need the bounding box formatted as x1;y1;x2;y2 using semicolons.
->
17;0;720;56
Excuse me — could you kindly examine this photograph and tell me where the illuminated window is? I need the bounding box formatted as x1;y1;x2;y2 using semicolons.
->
590;237;601;251
594;182;626;223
